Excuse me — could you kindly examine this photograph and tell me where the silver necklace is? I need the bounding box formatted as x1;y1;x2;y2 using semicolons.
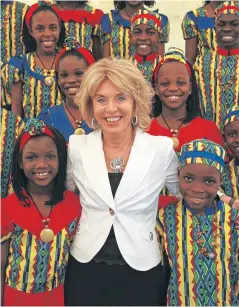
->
110;157;124;173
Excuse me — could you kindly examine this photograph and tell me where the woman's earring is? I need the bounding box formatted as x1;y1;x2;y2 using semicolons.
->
20;163;23;169
131;115;138;126
91;117;99;129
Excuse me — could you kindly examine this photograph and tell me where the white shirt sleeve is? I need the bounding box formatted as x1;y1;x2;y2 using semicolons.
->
164;145;181;198
66;142;77;193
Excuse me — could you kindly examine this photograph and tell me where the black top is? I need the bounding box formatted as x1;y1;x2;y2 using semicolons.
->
93;173;127;265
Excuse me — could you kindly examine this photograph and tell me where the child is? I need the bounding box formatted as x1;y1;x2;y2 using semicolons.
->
221;106;239;209
129;9;162;82
101;1;169;59
38;37;94;142
148;47;224;151
1;109;25;198
195;1;239;130
1;119;81;306
156;139;239;306
1;0;29;65
1;1;65;118
181;1;222;65
55;1;103;60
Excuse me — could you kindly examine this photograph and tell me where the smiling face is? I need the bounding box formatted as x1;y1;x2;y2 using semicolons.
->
179;164;221;213
130;23;160;56
224;120;239;160
21;135;59;191
155;61;192;112
30;10;60;54
57;54;88;104
215;14;239;49
92;79;135;136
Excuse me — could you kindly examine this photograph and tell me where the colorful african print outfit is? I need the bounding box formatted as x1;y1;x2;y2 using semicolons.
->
1;109;24;198
194;47;239;130
37;104;93;142
182;6;216;57
157;199;239;306
129;52;161;82
58;4;103;52
100;9;169;59
222;159;239;199
1;190;81;306
1;1;28;65
1;53;61;118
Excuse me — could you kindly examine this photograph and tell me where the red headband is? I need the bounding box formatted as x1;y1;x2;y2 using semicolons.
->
131;13;162;28
215;5;239;17
25;3;61;28
20;126;54;151
153;57;192;82
55;47;95;68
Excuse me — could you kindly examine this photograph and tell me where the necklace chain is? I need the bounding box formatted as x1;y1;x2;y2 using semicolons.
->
65;102;82;126
161;114;184;136
35;52;56;75
124;8;133;19
59;2;82;11
27;192;54;225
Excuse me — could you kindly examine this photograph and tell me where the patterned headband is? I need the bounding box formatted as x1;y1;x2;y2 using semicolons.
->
223;105;239;127
215;1;239;19
20;119;54;151
131;9;162;32
55;37;95;68
25;1;61;28
153;47;192;82
179;139;226;173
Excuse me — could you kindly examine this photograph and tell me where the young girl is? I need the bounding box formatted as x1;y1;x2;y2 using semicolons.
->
148;48;224;152
38;37;94;142
181;1;222;65
1;0;29;65
1;1;65;118
1;119;81;306
101;1;169;59
55;1;103;60
221;106;239;209
157;139;239;306
1;109;25;198
195;1;239;130
129;9;162;82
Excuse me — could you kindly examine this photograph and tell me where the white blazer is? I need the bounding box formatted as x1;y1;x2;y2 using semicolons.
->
67;128;180;271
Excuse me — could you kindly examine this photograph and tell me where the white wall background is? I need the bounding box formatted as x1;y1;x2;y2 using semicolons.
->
19;0;216;51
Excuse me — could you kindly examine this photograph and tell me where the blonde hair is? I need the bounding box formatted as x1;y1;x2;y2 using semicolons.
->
74;58;154;131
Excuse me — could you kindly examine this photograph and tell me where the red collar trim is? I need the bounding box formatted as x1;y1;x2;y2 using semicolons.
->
134;52;159;63
217;46;239;56
59;9;103;25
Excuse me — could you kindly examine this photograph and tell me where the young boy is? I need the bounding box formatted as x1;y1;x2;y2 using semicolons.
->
157;138;239;306
195;1;239;130
221;106;239;209
129;9;162;82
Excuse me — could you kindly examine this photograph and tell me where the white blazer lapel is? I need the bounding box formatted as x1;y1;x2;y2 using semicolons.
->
80;130;115;209
115;129;156;205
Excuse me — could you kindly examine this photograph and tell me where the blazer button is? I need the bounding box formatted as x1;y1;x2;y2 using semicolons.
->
149;231;154;241
109;208;115;216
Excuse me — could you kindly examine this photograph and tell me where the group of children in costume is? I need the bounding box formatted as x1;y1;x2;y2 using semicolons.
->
0;0;239;306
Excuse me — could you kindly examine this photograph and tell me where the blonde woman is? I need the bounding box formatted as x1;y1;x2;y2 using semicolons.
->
65;58;180;306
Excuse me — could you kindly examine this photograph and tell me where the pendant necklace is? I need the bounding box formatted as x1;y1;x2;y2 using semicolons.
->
65;102;85;135
161;114;184;149
28;193;54;243
124;8;133;20
59;2;82;11
110;157;125;173
35;52;56;87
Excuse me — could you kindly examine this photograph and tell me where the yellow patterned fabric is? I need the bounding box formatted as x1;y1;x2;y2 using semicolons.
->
156;199;239;306
179;139;226;173
194;49;239;130
182;6;217;57
131;9;162;33
1;109;25;198
1;1;28;65
215;1;239;20
224;105;239;126
1;53;62;118
222;159;239;199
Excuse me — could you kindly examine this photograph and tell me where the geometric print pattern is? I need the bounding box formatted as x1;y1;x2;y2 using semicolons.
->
221;159;239;199
2;219;78;293
156;200;239;306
